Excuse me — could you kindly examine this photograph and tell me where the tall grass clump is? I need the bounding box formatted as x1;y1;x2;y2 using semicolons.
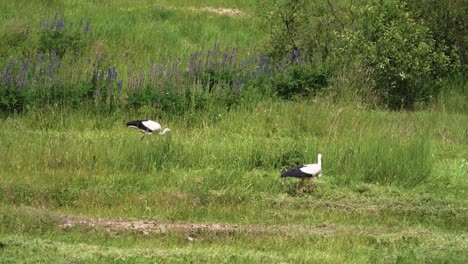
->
331;136;432;187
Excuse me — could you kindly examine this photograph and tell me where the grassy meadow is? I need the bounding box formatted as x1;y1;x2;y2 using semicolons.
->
1;0;467;263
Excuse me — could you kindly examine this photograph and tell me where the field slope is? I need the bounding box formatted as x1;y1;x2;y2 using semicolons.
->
1;101;467;263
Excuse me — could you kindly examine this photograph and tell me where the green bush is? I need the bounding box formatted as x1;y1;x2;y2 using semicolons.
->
272;63;329;100
350;2;451;109
257;0;463;109
201;69;236;93
0;85;27;112
403;0;466;68
127;87;186;116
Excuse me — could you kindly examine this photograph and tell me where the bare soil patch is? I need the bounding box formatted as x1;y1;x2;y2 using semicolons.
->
19;206;429;239
197;7;244;16
58;216;338;236
121;4;246;17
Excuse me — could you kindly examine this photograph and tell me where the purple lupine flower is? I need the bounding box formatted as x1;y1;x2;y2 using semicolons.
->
291;49;300;62
107;68;112;81
5;65;11;76
107;66;117;80
15;75;22;88
52;12;58;30
57;15;64;31
187;65;194;76
84;21;90;35
21;59;30;73
117;79;123;91
51;51;57;63
190;52;199;60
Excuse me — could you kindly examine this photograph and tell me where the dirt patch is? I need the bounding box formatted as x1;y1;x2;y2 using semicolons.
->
16;206;429;240
121;4;246;17
59;216;338;236
197;7;244;16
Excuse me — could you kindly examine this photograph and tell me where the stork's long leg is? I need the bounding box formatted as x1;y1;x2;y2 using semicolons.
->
308;178;314;193
296;178;305;194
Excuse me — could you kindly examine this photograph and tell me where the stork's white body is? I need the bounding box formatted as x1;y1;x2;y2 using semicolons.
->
126;120;170;138
296;163;322;177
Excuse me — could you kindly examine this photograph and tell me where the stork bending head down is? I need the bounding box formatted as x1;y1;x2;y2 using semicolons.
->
281;153;322;194
126;120;170;139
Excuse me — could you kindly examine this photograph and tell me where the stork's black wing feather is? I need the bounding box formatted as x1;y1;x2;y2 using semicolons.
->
126;120;151;133
281;165;311;178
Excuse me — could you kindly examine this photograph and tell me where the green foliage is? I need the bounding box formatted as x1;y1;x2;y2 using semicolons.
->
256;0;307;57
258;0;463;109
0;19;31;56
38;31;86;58
348;2;451;109
201;69;236;92
272;63;329;99
37;13;88;58
75;81;98;102
256;0;362;62
127;87;189;116
403;0;466;68
0;85;27;112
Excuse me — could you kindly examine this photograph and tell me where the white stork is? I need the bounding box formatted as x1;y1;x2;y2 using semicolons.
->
281;153;322;194
126;120;170;139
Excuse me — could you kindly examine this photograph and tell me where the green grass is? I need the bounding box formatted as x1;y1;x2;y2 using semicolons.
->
0;100;467;263
0;0;264;60
0;0;467;263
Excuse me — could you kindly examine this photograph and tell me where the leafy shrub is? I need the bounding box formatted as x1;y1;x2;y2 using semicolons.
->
272;63;329;100
257;0;463;109
127;87;186;116
350;2;451;109
403;0;466;68
256;0;307;58
127;86;158;109
256;0;364;62
0;85;27;112
201;69;236;92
